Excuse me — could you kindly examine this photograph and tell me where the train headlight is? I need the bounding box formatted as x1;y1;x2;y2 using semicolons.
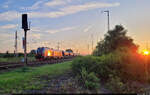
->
48;52;51;56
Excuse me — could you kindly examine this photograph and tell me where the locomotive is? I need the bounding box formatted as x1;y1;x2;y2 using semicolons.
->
35;47;76;60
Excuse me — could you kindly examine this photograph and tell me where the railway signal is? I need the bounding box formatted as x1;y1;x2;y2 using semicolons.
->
22;14;30;65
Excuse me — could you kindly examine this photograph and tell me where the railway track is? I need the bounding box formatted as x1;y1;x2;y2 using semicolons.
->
0;57;75;71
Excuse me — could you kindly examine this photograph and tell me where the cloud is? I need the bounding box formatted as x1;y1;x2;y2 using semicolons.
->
29;26;76;40
2;1;12;9
83;25;93;32
21;0;70;11
46;26;76;34
0;24;18;29
29;11;63;18
3;5;9;8
0;1;120;21
45;0;66;7
31;27;42;32
29;33;42;40
0;11;20;21
0;33;11;38
61;2;120;14
29;2;120;18
21;1;44;10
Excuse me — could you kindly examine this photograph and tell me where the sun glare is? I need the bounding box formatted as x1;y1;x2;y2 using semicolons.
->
142;50;150;55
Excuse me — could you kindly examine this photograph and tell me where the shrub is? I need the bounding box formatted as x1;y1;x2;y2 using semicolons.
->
18;53;24;57
106;75;125;93
71;55;118;82
27;53;35;57
84;72;100;90
111;49;147;82
71;56;100;76
79;67;100;90
72;49;149;92
3;53;15;58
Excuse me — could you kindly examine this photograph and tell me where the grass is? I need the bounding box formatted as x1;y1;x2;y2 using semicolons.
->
0;57;36;62
0;61;72;94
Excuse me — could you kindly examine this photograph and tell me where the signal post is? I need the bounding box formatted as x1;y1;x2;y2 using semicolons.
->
22;14;30;65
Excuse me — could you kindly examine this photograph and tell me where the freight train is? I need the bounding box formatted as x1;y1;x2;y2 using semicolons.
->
35;47;77;60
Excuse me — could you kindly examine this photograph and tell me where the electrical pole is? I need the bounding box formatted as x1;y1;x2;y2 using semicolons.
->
15;30;18;57
91;34;94;53
145;41;149;81
57;42;60;50
103;10;110;31
97;36;98;43
87;44;89;55
146;41;149;50
76;49;78;54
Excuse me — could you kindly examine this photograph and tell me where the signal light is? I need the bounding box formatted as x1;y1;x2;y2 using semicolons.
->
22;14;28;30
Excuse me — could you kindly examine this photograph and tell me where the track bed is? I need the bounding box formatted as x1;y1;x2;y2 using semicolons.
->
0;57;75;72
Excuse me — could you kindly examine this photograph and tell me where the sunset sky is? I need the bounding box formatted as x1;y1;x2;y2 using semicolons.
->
0;0;150;54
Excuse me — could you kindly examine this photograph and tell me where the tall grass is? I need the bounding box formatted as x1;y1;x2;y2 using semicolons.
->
0;61;72;94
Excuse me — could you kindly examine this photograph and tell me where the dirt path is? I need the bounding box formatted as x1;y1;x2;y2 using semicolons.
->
22;71;111;94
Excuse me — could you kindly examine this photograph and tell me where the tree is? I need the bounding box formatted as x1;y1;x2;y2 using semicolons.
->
66;49;73;53
6;51;9;54
30;50;36;54
93;25;138;56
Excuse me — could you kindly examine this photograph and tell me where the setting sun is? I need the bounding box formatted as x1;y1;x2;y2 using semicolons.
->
142;50;150;55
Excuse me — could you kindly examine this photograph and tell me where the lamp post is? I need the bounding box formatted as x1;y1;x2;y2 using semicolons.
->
102;10;110;32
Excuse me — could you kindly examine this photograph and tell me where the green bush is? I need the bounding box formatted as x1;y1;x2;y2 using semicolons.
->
0;54;5;58
3;53;15;58
18;53;24;57
71;56;100;76
27;53;35;57
72;49;150;92
72;56;101;90
106;75;125;93
78;67;100;90
84;72;100;90
99;49;147;83
110;49;146;82
71;55;119;82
